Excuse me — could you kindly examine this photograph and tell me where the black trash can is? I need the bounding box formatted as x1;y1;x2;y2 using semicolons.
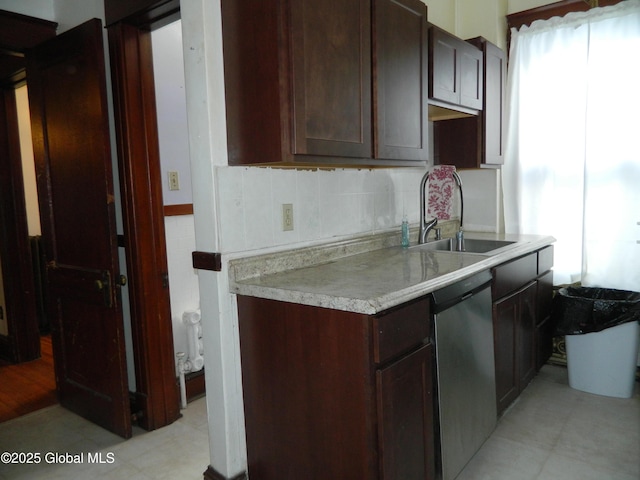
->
552;287;640;398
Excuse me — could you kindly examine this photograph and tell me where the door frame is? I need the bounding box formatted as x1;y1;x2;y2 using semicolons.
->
0;9;180;431
108;16;181;431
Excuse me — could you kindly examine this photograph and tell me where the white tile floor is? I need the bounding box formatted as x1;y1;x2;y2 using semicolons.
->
0;365;638;480
458;365;640;480
0;397;210;480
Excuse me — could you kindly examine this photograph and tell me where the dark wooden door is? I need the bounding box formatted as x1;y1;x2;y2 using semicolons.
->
26;19;131;438
373;0;429;162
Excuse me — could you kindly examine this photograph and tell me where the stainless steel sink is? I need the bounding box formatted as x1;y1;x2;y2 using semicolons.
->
411;238;516;254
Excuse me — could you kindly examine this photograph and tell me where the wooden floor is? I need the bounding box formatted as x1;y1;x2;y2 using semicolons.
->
0;335;57;423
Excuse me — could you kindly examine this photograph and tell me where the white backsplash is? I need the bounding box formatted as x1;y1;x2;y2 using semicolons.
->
216;166;428;253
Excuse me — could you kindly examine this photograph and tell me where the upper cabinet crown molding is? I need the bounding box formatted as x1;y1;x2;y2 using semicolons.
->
220;0;429;167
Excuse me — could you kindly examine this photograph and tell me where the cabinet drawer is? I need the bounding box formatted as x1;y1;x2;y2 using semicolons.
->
493;252;537;299
373;297;430;364
538;245;554;275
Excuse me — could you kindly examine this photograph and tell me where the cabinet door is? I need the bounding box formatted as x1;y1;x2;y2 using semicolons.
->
458;41;483;110
494;280;538;415
290;0;372;159
377;344;435;480
493;292;519;415
373;0;428;161
482;40;505;164
518;281;537;390
429;26;483;110
429;27;458;106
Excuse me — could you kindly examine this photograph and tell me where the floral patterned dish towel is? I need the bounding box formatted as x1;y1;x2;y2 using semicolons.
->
426;165;457;220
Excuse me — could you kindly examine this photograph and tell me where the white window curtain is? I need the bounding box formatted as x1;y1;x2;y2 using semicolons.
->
503;0;640;290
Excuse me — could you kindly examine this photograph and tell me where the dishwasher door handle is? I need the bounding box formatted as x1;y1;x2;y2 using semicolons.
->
460;291;474;302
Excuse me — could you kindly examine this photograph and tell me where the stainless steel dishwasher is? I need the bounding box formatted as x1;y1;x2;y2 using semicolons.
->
431;270;497;480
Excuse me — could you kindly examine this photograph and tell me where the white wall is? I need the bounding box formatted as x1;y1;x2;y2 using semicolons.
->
508;0;557;14
151;21;200;367
16;87;41;237
0;0;55;21
164;215;199;358
0;0;107;33
152;21;193;207
423;0;559;53
423;0;509;49
53;0;104;33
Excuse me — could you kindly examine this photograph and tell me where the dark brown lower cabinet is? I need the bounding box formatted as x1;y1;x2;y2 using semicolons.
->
237;295;435;480
493;281;537;413
492;246;554;415
493;288;519;413
377;344;435;480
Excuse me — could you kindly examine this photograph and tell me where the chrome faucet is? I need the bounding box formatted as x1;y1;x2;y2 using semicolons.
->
419;169;464;244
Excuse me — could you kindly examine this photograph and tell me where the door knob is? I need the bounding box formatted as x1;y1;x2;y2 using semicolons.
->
119;275;127;286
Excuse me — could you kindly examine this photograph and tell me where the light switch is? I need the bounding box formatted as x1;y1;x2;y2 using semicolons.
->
168;171;180;191
282;204;293;231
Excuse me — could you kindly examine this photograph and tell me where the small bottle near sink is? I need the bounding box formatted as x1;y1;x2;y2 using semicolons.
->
455;230;464;251
401;215;410;248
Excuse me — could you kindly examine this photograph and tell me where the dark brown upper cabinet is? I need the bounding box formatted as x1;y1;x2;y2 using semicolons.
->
428;24;483;114
475;38;506;166
432;37;505;168
221;0;429;166
373;0;429;162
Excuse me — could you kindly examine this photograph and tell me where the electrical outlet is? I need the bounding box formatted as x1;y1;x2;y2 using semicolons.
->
282;204;293;231
168;171;180;191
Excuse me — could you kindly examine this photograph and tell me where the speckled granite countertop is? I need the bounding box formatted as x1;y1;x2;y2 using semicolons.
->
229;232;555;315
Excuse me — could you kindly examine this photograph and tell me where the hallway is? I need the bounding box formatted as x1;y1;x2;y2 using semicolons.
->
0;336;56;423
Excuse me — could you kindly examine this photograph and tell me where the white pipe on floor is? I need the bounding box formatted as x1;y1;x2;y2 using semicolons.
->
183;310;204;372
176;352;188;409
